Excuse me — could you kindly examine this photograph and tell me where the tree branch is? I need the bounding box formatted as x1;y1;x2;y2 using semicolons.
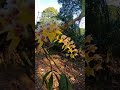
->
61;13;84;30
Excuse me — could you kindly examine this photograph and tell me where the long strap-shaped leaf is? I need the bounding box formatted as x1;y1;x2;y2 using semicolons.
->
59;73;73;90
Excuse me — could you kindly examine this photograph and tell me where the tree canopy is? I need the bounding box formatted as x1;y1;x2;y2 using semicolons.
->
40;7;58;24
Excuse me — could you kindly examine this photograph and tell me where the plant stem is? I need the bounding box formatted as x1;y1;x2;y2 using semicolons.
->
42;47;53;71
42;47;62;73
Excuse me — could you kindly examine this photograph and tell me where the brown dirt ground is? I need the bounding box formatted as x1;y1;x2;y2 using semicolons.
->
35;53;85;90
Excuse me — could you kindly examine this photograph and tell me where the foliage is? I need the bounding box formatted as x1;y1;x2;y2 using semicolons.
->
58;0;81;22
40;7;59;24
42;70;72;90
59;73;73;90
42;7;58;18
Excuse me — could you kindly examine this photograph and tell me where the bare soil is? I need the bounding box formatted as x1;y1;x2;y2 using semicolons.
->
35;53;85;90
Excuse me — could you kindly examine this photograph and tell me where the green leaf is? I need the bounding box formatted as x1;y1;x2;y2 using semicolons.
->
59;73;73;90
48;74;53;90
42;71;52;85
